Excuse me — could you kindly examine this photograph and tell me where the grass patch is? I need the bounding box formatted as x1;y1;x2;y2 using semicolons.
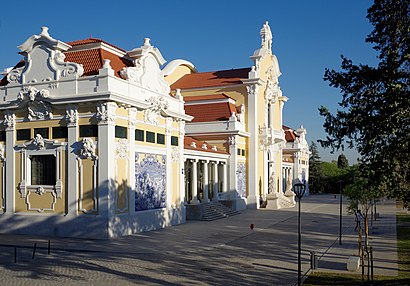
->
303;211;410;285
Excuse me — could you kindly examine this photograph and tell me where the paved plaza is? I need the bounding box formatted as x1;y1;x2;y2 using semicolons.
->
0;194;398;285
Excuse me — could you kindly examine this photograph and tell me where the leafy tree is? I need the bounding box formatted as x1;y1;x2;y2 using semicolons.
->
337;153;349;169
308;141;323;193
318;0;410;206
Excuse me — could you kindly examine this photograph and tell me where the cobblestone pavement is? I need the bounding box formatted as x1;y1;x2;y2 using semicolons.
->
0;195;398;285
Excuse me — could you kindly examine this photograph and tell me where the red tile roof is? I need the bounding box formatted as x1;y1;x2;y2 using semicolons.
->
64;48;132;78
185;101;237;122
67;38;126;53
184;136;228;154
171;67;251;89
183;93;231;102
283;125;299;142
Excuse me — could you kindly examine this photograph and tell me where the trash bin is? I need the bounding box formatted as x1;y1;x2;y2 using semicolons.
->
310;251;318;269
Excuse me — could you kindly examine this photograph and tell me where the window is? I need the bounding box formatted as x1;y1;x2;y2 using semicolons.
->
171;136;178;146
80;125;98;137
135;129;144;141
34;128;49;139
146;131;155;143
115;126;127;139
52;127;68;139
31;155;56;185
242;149;245;156
237;149;241;156
0;131;5;141
157;133;165;145
17;129;31;141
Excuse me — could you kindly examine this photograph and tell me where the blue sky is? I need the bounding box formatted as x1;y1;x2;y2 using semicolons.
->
0;0;378;163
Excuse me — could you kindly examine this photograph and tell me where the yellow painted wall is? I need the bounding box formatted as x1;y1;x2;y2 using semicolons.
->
79;158;96;213
165;65;194;86
14;150;66;213
171;161;180;204
116;156;129;214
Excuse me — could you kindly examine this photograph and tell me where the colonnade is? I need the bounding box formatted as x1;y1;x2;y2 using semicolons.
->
184;159;227;204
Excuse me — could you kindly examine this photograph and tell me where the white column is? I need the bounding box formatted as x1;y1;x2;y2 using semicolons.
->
190;159;199;204
246;84;260;208
212;162;219;201
66;105;78;215
222;162;227;193
128;107;137;214
228;136;238;197
179;121;186;206
97;102;117;218
165;118;172;208
202;160;209;203
4;113;15;213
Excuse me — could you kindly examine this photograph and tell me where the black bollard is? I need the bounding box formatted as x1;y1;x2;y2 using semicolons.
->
370;247;374;283
48;240;51;255
32;243;37;259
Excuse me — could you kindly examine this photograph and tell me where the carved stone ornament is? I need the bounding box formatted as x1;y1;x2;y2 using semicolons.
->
143;96;169;125
96;102;116;124
0;143;5;161
260;21;272;52
264;67;280;103
268;172;277;194
259;124;272;150
65;105;78;126
171;146;180;162
228;136;237;146
116;139;128;159
6;27;83;85
121;38;171;95
238;104;245;123
16;86;53;121
80;138;97;159
33;134;46;150
35;186;46;196
4;112;16;131
246;84;258;96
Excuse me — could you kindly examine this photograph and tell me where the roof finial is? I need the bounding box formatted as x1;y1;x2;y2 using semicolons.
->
40;26;50;37
143;38;151;47
260;21;272;51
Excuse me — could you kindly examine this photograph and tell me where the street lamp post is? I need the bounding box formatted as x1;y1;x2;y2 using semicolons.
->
293;183;306;286
338;180;343;245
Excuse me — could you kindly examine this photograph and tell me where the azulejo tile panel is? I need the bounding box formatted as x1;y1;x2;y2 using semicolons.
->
237;163;246;198
135;153;166;211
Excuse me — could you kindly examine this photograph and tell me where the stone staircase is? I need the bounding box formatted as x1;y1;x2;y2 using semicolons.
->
200;202;241;221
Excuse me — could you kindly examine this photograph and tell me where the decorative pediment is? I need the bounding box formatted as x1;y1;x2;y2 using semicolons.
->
121;38;170;95
6;27;83;85
21;135;61;151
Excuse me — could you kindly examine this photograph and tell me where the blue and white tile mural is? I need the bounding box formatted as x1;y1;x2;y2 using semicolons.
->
135;153;166;211
237;163;246;198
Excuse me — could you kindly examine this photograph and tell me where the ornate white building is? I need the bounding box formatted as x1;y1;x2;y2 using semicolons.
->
0;22;309;238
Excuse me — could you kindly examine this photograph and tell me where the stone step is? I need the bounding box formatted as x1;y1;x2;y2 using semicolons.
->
200;202;241;221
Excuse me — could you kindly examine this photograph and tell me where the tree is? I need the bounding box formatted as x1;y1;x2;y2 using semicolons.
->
337;154;349;169
308;141;322;193
318;0;410;206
